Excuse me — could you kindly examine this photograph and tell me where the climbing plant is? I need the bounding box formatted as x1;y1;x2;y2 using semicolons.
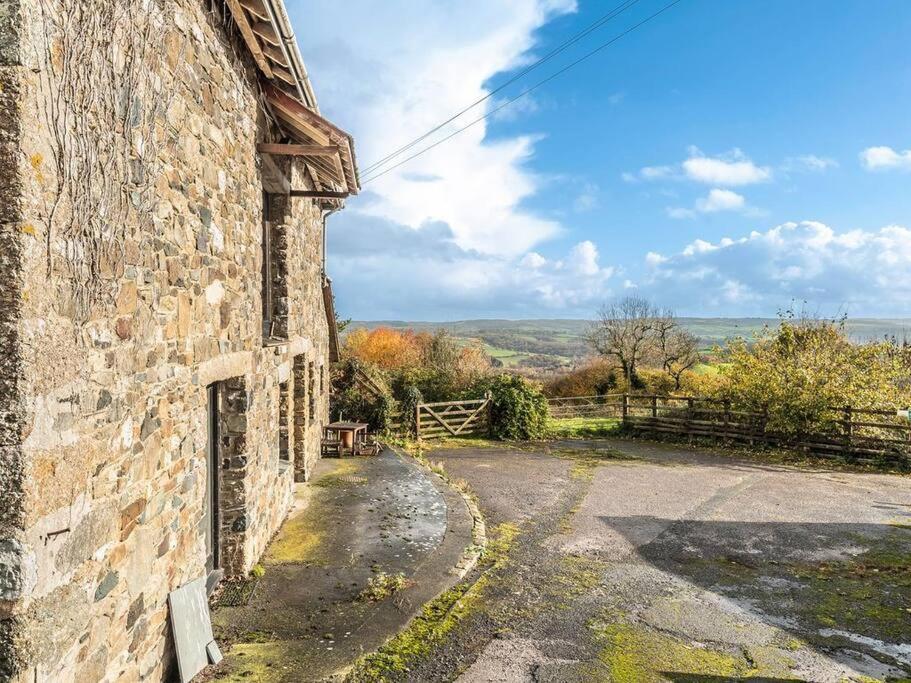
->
33;0;174;319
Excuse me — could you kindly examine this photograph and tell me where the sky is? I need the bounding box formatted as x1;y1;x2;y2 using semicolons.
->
289;0;911;321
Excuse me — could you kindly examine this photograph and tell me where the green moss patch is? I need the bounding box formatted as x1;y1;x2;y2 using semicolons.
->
346;522;519;681
264;512;327;566
593;621;749;682
790;541;911;642
546;555;606;607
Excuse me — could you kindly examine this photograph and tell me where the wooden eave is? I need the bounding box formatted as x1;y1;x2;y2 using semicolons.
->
223;0;361;195
262;83;360;195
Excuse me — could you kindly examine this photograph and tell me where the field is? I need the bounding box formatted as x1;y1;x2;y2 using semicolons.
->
347;318;911;370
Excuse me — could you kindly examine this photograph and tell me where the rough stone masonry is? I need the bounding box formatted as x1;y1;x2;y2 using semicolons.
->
0;0;357;680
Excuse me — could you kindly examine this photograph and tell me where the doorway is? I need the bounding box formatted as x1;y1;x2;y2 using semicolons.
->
205;383;222;591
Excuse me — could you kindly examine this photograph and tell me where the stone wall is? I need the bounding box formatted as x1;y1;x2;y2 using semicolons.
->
0;0;332;680
0;1;27;678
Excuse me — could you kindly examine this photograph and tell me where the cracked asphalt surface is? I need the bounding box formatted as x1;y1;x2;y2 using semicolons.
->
404;438;911;683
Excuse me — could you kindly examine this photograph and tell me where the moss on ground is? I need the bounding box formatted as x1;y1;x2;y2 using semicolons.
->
790;537;911;642
592;620;750;682
211;640;298;682
358;572;409;602
546;555;606;607
346;522;520;682
264;510;326;565
313;459;363;487
545;445;640;481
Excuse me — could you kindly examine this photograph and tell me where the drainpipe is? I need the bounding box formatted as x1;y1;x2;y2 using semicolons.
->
321;206;341;283
262;0;319;112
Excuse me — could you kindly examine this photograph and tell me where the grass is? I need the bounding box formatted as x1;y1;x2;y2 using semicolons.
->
547;416;622;439
358;572;409;602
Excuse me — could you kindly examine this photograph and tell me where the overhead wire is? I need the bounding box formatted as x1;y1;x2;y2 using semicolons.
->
361;0;685;185
359;0;645;176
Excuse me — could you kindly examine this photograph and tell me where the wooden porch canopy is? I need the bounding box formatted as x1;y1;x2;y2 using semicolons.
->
224;0;360;197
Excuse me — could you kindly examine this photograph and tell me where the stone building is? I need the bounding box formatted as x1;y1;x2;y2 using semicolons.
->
0;0;358;680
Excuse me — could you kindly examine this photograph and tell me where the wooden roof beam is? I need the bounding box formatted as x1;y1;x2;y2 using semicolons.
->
272;66;297;86
238;0;269;20
258;143;341;157
261;43;290;68
290;190;350;199
225;0;273;78
271;105;332;147
252;21;280;46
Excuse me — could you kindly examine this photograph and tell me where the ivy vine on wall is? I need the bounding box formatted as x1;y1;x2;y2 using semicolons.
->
33;0;172;320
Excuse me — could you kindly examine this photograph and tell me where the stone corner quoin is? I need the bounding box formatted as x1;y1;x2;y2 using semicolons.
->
0;0;357;680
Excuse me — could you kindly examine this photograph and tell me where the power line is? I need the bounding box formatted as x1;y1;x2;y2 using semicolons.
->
362;0;685;185
359;0;644;176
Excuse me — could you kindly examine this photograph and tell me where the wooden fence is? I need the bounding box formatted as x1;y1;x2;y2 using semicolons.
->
415;397;492;440
547;393;624;419
547;393;911;462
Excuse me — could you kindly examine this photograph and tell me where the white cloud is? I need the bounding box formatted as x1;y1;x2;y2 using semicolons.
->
783;154;839;173
521;252;547;269
326;214;615;318
668;188;750;219
291;0;577;257
639;221;911;315
627;147;772;188
860;145;911;171
645;251;667;266
568;240;606;276
695;188;746;213
682;148;772;186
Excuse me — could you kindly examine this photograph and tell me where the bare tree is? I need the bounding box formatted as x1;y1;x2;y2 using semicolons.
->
587;296;661;385
589;297;700;391
658;326;700;390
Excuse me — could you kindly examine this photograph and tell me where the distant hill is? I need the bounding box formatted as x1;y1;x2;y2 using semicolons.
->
346;318;911;370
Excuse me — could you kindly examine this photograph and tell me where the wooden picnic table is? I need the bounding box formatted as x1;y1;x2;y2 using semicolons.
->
324;421;369;457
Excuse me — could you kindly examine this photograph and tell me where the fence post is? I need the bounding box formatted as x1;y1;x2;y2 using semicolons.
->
486;391;494;438
843;406;853;450
415;403;421;440
687;397;694;442
622;394;629;422
651;395;658;419
723;399;731;437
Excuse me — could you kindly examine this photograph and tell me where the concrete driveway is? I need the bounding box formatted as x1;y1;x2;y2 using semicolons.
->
207;449;473;682
406;438;911;683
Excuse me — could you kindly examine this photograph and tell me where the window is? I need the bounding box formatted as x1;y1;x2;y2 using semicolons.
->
205;384;221;580
261;192;289;342
278;380;290;464
261;194;273;339
308;361;316;421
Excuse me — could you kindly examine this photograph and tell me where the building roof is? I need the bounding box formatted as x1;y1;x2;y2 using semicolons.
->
224;0;360;197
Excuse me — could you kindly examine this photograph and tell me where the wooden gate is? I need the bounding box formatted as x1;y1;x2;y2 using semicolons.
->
416;397;491;439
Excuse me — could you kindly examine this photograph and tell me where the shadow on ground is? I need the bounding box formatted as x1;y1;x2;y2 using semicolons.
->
598;515;911;676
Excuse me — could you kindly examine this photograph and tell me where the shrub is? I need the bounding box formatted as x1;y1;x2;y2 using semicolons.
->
397;385;424;437
635;368;676;396
469;374;549;440
332;359;397;432
722;319;911;436
545;358;622;397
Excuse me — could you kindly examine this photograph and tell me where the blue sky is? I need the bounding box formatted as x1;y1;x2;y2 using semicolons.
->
292;0;911;320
